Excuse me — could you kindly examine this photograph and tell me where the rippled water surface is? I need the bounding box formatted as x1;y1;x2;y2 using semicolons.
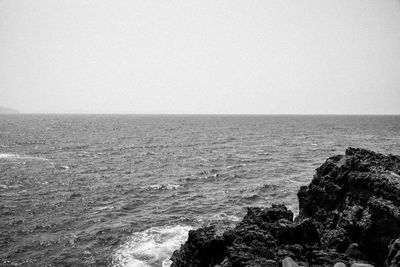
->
1;115;399;266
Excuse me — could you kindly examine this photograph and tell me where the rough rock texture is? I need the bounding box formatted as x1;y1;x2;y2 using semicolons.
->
298;147;400;264
386;238;400;267
171;148;400;267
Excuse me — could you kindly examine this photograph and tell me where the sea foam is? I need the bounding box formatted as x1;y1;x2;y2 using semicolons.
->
140;184;182;192
0;153;49;161
112;225;192;267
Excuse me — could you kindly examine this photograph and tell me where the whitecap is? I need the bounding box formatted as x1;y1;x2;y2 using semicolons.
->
165;184;181;190
94;205;114;211
56;165;69;170
141;184;182;191
0;153;49;161
146;184;162;190
0;153;20;159
112;225;192;267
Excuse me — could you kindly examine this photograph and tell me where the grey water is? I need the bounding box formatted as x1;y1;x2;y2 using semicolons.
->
0;115;399;266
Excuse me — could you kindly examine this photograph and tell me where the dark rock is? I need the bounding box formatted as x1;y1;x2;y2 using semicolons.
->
298;147;400;263
306;249;350;266
386;238;400;267
171;148;400;267
170;226;226;267
346;243;363;259
320;228;349;251
242;204;293;225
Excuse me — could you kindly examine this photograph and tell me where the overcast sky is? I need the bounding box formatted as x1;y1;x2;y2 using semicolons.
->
1;0;400;114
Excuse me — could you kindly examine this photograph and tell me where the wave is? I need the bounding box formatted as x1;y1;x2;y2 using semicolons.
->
0;184;22;190
0;153;49;161
112;225;192;267
258;183;281;192
140;184;182;191
226;163;246;169
0;184;10;190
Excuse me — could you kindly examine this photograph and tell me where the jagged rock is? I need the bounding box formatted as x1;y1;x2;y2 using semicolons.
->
306;249;349;266
298;147;400;263
171;148;400;267
170;226;226;267
345;243;363;259
386;238;400;266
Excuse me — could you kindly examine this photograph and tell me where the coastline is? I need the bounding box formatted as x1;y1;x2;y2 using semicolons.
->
170;147;400;267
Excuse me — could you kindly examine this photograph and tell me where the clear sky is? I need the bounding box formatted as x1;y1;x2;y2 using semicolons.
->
1;0;400;114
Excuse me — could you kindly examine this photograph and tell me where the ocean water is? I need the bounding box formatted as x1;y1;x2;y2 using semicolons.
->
0;115;399;266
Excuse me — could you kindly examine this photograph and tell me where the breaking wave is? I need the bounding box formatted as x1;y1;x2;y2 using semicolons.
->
140;184;182;191
112;225;192;267
0;153;49;161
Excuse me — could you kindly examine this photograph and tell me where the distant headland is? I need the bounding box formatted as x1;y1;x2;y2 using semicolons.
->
0;106;19;114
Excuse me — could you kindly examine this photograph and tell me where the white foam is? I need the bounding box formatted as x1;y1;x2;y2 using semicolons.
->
94;205;115;211
56;165;70;170
0;153;19;159
0;153;49;161
141;184;182;191
164;184;181;190
112;225;192;267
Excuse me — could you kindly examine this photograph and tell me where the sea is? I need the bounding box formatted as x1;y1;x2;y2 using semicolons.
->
0;115;399;266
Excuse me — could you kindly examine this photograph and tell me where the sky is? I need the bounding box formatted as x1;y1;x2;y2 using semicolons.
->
0;0;400;114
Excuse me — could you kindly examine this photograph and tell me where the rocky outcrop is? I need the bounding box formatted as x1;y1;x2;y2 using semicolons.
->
386;238;400;266
171;148;400;267
297;147;400;264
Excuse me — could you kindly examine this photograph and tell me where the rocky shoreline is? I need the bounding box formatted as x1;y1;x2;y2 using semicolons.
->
170;148;400;267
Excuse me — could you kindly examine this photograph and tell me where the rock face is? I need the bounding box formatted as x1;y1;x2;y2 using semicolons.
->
297;147;400;264
171;148;400;267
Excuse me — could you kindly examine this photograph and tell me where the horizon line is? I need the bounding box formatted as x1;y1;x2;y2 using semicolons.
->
2;112;400;116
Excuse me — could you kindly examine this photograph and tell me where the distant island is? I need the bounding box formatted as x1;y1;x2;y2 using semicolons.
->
0;106;19;114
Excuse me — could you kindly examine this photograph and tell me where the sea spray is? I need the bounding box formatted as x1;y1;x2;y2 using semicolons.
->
112;225;192;267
